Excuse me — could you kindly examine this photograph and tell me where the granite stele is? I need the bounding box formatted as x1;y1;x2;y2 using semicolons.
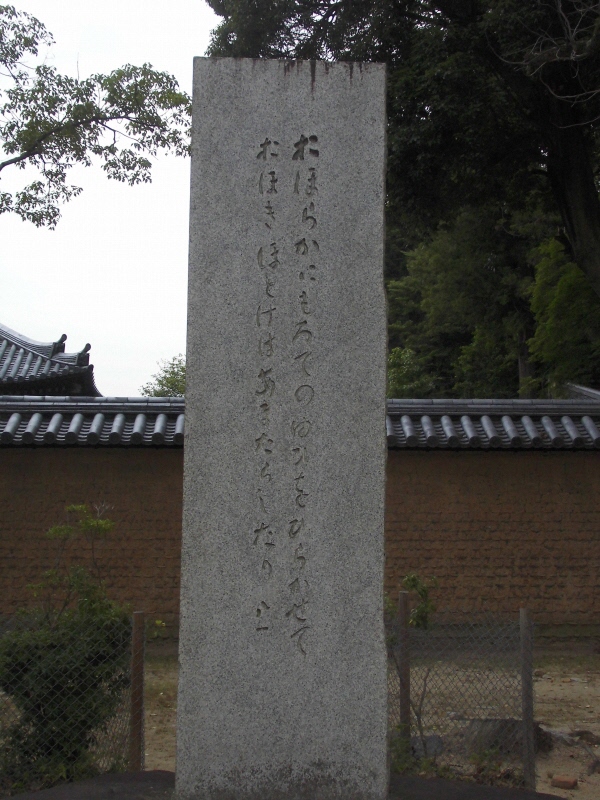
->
177;57;388;800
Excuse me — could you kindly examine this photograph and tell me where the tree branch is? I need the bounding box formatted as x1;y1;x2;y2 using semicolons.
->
0;111;155;174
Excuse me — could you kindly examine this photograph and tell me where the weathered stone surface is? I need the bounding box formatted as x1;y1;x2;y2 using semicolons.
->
177;57;387;800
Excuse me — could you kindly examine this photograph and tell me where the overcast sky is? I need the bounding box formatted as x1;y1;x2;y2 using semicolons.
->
2;1;220;396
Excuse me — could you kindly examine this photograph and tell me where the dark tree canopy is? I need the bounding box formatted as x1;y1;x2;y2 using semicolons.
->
207;1;600;296
206;1;600;397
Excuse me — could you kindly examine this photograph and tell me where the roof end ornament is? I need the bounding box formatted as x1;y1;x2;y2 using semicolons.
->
76;343;92;366
51;334;68;356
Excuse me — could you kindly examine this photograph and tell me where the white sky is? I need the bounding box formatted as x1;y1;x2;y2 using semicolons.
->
1;1;220;396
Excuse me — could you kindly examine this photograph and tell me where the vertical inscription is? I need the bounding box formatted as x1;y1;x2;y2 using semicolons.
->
181;59;389;800
287;137;319;655
250;134;320;654
253;137;280;633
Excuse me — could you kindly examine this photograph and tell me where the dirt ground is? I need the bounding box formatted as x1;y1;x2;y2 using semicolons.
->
532;641;600;799
144;643;178;773
142;639;600;798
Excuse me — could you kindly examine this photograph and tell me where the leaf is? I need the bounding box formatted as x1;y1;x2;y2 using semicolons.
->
0;8;190;227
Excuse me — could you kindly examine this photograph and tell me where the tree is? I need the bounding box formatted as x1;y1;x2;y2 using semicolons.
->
0;505;130;793
387;347;435;398
387;208;538;397
206;1;600;300
140;354;186;396
387;204;600;398
0;5;190;227
528;238;600;394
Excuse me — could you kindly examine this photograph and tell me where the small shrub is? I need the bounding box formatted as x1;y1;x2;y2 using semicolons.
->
469;747;524;787
401;574;438;629
390;724;413;773
0;506;130;795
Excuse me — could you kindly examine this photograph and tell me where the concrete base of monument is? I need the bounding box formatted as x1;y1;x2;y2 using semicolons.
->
11;771;562;800
175;759;388;800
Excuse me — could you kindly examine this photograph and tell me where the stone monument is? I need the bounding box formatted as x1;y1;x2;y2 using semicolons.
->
177;57;388;800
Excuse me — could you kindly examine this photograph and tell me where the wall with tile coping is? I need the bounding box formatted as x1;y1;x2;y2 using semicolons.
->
0;449;182;626
1;448;598;625
385;450;600;623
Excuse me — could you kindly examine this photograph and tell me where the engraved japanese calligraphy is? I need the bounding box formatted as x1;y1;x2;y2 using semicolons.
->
249;131;323;654
180;58;388;800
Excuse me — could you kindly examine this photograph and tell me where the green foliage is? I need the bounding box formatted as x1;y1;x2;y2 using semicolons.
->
149;619;167;640
528;239;600;394
0;5;190;227
387;215;600;397
387;347;434;399
386;575;438;629
390;725;454;778
453;326;521;400
469;747;523;787
38;504;114;592
383;592;398;620
208;0;600;394
401;574;437;630
0;506;130;794
206;1;600;255
140;353;186;397
387;208;538;397
389;726;413;773
46;504;114;542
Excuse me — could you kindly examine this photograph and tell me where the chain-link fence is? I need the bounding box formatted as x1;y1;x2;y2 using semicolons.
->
387;601;536;789
0;610;145;797
2;599;538;795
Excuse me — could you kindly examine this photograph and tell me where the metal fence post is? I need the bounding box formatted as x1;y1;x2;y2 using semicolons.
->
398;591;411;745
129;611;145;772
520;608;536;790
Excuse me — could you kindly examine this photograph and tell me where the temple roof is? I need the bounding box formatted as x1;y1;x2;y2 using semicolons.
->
0;323;100;397
0;395;599;449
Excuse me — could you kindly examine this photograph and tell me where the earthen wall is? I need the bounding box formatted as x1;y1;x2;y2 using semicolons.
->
0;449;182;625
1;448;598;625
385;450;600;623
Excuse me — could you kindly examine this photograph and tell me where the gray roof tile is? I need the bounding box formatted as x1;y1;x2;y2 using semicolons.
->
0;396;185;447
1;395;599;450
0;323;100;396
386;399;600;449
